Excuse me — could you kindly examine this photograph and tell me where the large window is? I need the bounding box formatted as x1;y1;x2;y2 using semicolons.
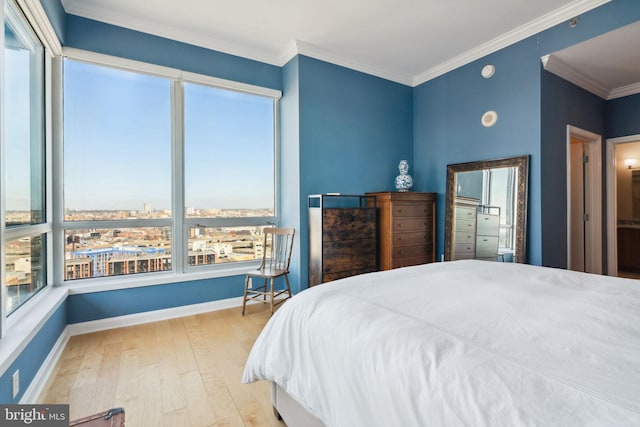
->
61;55;279;282
184;82;275;266
2;0;48;314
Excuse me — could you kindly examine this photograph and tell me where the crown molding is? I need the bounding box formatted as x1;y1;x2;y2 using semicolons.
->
412;0;612;86
608;82;640;100
541;54;610;99
281;40;414;86
62;0;612;88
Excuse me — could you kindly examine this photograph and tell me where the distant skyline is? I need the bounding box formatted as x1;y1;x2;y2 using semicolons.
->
63;59;275;211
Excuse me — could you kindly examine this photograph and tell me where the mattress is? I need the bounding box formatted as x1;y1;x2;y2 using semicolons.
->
242;260;640;426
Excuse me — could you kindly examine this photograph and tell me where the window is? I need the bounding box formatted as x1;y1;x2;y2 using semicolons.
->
61;54;279;282
2;0;48;314
184;82;275;266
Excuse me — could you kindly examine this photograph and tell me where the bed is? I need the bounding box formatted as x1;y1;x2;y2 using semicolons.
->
242;260;640;426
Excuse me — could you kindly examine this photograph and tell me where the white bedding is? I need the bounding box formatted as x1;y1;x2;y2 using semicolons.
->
242;260;640;427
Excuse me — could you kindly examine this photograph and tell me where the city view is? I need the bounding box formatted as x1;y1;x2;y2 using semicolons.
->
5;206;274;311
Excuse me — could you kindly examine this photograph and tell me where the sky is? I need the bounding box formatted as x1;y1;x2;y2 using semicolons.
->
62;59;275;212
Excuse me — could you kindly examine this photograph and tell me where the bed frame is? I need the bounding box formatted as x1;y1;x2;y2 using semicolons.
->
270;382;325;427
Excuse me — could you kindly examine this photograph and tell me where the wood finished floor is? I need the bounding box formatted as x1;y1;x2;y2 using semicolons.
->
38;304;286;427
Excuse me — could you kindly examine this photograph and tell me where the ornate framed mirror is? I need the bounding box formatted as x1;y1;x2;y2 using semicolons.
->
444;156;529;263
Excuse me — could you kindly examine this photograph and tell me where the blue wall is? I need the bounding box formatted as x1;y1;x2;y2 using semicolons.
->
296;56;414;287
8;0;639;405
65;15;282;91
414;36;543;264
0;302;66;403
606;93;640;138
40;0;66;43
540;71;606;269
413;0;640;266
67;276;244;323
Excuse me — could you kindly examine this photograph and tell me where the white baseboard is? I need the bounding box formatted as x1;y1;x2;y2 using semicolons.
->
23;296;247;403
20;330;70;404
65;296;246;336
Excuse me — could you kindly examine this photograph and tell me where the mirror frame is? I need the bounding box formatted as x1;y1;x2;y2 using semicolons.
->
444;155;529;263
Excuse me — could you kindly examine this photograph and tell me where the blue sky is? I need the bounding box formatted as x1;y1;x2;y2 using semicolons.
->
63;59;275;212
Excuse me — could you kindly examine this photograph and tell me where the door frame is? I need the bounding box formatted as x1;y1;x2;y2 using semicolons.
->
566;125;602;274
606;134;640;276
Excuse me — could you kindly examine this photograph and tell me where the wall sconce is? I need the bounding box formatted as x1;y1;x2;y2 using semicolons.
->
624;158;638;169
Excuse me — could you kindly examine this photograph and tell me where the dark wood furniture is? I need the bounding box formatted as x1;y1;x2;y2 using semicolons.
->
618;226;640;272
366;192;436;270
308;194;377;286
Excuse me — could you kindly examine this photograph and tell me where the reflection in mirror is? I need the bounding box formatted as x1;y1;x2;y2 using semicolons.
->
445;156;529;263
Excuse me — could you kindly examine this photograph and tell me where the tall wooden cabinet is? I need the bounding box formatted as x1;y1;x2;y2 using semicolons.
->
308;194;377;286
366;192;437;270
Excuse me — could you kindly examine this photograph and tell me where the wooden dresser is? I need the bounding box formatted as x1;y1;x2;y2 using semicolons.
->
366;192;436;270
308;194;377;286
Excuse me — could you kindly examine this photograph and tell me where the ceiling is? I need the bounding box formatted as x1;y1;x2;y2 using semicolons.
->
60;0;614;87
543;20;640;99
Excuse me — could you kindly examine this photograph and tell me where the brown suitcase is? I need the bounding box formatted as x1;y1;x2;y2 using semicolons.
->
69;408;125;426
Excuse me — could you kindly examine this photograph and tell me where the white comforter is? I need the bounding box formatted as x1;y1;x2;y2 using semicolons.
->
242;260;640;427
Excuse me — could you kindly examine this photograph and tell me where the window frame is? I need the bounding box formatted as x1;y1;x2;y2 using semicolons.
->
56;48;282;292
1;0;61;335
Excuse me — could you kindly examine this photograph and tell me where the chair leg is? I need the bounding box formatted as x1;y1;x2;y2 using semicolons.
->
270;278;275;315
263;278;268;301
242;275;249;316
284;274;292;299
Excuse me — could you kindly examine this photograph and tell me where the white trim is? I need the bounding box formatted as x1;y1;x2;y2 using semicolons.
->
181;71;282;99
412;0;612;86
62;0;611;87
605;134;640;276
1;0;6;338
65;262;257;295
62;47;181;79
291;40;414;87
541;54;610;99
0;287;68;378
62;48;283;99
566;125;602;274
609;82;640;100
65;296;247;336
542;55;640;100
20;329;70;404
15;0;62;55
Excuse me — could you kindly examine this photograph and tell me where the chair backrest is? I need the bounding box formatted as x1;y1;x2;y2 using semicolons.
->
260;227;295;272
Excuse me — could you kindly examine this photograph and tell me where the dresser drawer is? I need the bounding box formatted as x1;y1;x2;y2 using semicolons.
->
392;255;430;269
454;219;476;233
392;203;431;218
476;214;499;236
453;231;475;244
323;208;376;241
454;242;475;255
392;218;430;232
322;238;377;273
455;206;477;220
476;236;498;257
392;244;429;259
392;231;431;246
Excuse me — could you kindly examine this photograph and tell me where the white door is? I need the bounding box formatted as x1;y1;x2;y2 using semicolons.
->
567;126;602;274
569;140;585;271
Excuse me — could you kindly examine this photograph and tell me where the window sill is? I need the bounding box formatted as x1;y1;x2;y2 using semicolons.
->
1;286;68;378
65;261;260;295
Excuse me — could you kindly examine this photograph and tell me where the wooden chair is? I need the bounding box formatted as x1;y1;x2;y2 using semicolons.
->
242;227;295;315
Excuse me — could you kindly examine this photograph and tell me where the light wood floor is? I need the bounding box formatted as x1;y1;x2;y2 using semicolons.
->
38;303;286;427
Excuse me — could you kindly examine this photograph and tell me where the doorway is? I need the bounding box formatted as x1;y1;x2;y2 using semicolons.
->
606;135;640;278
567;125;602;274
